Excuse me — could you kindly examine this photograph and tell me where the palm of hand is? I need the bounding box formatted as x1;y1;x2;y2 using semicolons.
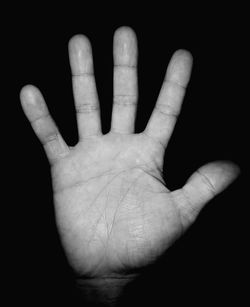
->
20;27;238;279
52;132;181;276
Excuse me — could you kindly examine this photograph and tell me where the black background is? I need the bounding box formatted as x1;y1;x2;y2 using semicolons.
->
6;5;246;306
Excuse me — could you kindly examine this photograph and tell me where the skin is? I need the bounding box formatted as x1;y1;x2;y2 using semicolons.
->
20;27;239;281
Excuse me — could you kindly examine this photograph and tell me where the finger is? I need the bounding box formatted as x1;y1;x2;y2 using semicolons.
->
20;85;70;163
173;161;240;229
144;50;193;148
111;26;138;134
68;35;101;139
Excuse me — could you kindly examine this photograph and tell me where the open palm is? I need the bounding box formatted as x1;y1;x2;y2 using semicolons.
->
20;27;238;279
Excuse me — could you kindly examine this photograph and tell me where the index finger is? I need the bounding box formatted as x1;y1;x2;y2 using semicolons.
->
144;50;193;148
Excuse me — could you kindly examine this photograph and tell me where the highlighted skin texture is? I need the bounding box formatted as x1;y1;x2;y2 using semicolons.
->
20;26;239;295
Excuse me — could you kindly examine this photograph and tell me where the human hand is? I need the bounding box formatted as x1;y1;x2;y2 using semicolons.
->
20;26;239;302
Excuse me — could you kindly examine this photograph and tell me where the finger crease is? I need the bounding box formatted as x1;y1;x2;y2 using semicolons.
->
72;72;94;76
155;104;179;118
30;112;50;124
41;132;59;145
114;95;137;106
197;170;216;196
114;64;137;68
75;104;99;113
164;79;187;89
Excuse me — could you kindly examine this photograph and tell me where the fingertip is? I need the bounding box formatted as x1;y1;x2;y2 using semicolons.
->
210;160;241;180
197;160;240;192
20;85;48;121
166;49;193;87
114;26;136;40
68;34;91;52
20;84;40;106
113;26;137;66
68;34;93;75
170;50;193;72
173;49;193;62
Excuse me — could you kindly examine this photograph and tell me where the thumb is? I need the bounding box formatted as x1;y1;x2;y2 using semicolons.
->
173;161;240;228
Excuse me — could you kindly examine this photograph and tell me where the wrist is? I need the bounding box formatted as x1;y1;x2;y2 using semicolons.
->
75;274;136;306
